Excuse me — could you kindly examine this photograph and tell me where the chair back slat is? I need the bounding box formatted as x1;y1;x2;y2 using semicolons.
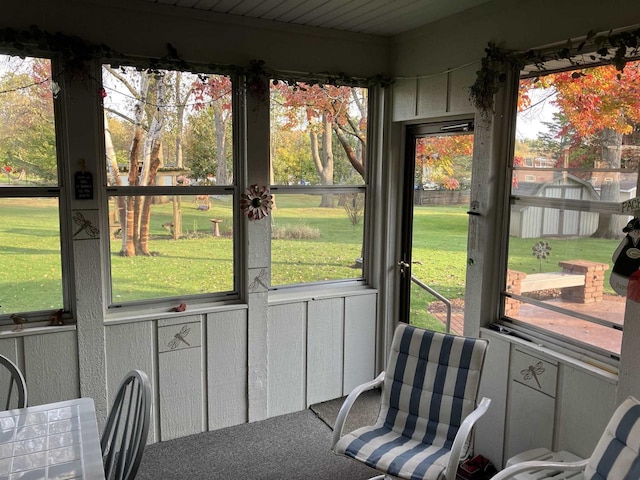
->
0;355;27;410
102;370;151;480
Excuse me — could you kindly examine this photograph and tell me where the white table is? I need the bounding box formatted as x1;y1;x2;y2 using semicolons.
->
0;398;105;479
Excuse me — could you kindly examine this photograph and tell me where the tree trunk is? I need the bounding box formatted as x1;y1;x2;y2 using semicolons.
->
138;76;167;254
334;124;365;177
139;142;162;255
319;115;334;207
121;74;148;256
592;128;623;239
214;103;228;184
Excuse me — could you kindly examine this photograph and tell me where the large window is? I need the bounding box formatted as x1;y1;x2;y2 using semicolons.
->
502;60;640;362
0;54;65;321
269;81;368;287
103;65;236;305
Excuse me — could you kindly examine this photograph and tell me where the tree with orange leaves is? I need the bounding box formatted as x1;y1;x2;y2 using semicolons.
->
529;61;640;238
415;135;473;190
272;82;366;207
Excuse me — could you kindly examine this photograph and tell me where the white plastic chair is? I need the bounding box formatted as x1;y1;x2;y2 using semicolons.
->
332;323;491;480
0;354;27;409
491;396;640;479
101;370;152;480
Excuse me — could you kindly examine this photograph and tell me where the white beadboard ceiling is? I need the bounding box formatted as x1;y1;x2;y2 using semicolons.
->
145;0;491;36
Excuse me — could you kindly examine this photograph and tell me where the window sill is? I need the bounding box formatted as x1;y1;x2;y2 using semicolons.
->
268;282;377;305
104;300;247;326
0;324;76;338
481;326;619;382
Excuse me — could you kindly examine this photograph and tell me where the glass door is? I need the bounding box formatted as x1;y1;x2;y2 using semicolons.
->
399;121;474;333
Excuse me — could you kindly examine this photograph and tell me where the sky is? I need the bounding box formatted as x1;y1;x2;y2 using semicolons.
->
515;87;559;141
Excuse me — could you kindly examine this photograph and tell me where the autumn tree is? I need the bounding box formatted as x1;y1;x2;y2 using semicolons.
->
189;75;233;184
415;135;473;190
0;57;56;183
528;61;640;238
272;83;367;207
103;66;169;255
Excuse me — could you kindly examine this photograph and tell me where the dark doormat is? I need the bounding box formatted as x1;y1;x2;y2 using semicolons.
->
310;389;381;433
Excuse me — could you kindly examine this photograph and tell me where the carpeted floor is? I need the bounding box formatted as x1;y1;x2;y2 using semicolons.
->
136;395;381;480
310;389;381;434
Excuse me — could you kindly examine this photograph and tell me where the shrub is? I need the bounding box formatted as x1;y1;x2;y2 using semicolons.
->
271;224;320;239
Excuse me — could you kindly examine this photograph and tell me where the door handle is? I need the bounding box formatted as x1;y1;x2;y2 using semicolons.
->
398;260;410;277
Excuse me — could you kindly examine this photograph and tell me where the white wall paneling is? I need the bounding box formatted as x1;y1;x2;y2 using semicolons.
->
267;303;306;417
476;330;510;468
343;293;377;393
0;338;22;407
207;309;248;430
447;63;476;114
505;349;558;460
416;73;448;118
23;331;80;406
555;364;617;459
306;297;344;406
0;339;20;366
105;321;156;441
392;78;418;122
157;316;204;441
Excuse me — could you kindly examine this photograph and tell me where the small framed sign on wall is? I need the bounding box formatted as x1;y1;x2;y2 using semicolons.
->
74;170;94;200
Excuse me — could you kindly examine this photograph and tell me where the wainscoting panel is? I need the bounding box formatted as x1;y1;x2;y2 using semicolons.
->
24;331;79;405
207;309;248;430
267;303;306;417
343;293;377;393
158;316;204;441
306;297;344;406
105;321;156;441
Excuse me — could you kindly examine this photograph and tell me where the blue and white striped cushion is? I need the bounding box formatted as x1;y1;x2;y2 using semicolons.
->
584;396;640;480
334;324;488;480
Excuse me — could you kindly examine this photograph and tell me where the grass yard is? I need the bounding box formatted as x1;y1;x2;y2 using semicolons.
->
0;197;624;318
406;205;622;331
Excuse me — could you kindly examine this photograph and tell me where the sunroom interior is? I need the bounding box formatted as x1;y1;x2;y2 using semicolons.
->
2;0;640;476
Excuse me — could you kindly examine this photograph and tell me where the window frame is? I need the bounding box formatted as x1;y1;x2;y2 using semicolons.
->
497;54;640;367
268;81;372;290
100;61;242;311
0;51;73;326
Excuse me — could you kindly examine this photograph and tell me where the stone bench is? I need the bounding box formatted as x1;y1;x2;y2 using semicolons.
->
520;272;585;293
505;260;609;317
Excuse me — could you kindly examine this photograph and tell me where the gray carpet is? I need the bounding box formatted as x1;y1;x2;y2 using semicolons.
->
136;407;380;479
310;389;381;434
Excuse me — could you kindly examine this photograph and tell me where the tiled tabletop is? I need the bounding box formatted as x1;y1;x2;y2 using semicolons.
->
0;398;105;480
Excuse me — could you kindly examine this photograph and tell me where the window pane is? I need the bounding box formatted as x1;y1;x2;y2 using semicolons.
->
0;55;57;186
270;82;367;186
103;65;235;305
507;62;640;355
0;198;63;313
270;193;364;286
108;194;234;303
102;66;233;187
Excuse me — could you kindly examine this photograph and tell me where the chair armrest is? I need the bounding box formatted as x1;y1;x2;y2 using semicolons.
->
489;459;589;480
444;397;491;480
331;372;385;449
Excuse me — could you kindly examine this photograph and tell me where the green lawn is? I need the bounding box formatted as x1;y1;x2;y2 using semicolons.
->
0;198;623;319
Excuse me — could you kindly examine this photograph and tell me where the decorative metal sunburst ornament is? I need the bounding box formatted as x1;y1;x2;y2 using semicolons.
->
532;240;551;272
240;184;273;220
